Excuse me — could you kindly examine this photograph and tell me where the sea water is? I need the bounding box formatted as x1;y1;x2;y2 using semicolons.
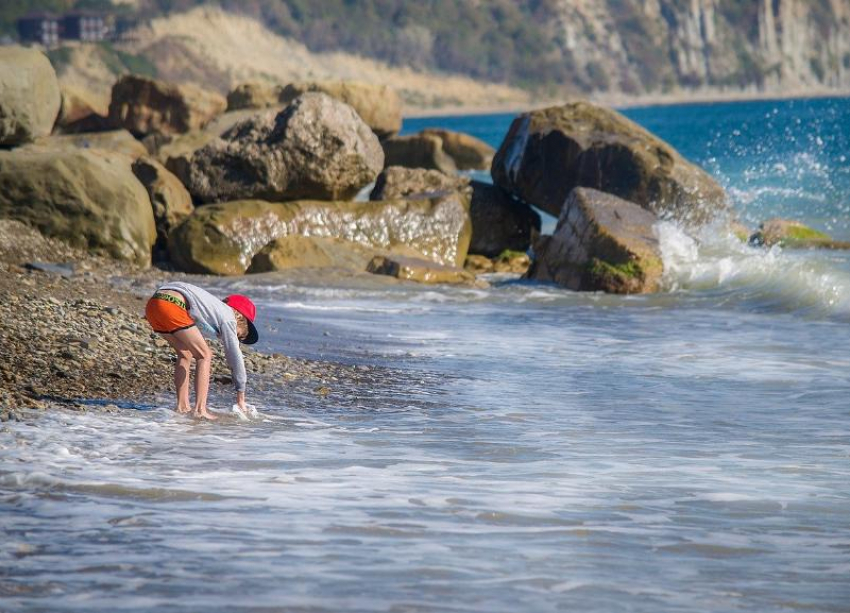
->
2;98;850;612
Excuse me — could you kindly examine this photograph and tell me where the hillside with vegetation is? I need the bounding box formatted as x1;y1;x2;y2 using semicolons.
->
4;0;849;101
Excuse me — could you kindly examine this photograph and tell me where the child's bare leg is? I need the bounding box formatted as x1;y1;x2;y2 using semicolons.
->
162;334;192;413
171;327;216;420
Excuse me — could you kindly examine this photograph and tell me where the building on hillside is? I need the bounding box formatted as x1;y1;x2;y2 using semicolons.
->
16;13;60;47
62;12;110;42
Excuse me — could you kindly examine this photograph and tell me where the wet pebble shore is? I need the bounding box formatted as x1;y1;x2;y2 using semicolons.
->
0;220;379;421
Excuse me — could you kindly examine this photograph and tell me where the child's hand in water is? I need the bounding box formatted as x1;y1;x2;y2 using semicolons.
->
232;403;259;420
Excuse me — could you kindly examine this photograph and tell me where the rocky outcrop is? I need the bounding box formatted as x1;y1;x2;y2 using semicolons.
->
492;101;728;225
421;129;496;170
35;130;148;160
131;156;194;261
247;235;425;273
168;192;471;275
108;75;227;137
526;187;663;294
173;93;384;203
369;166;471;201
366;255;479;286
469;181;540;257
464;251;531;275
0;147;155;266
382;133;457;174
0;47;61;146
279;81;402;139
55;85;110;134
226;82;282;111
749;218;850;250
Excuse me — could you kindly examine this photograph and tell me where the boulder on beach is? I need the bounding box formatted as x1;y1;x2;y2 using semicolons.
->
421;128;496;170
491;101;728;225
168;193;471;275
131;156;194;261
279;81;402;139
366;255;479;286
0;147;155;266
748;218;849;249
247;235;426;273
55;85;110;134
464;250;532;275
35;130;148;160
108;75;227;137
226;82;282;111
369;166;471;201
173;93;384;203
526;187;663;294
0;47;61;146
382;133;458;174
469;181;540;257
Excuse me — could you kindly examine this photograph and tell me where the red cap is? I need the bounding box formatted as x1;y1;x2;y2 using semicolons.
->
224;294;258;344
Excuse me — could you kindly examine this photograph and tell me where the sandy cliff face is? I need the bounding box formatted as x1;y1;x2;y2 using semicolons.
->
547;0;850;95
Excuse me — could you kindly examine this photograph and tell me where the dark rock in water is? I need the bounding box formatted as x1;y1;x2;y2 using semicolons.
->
0;47;61;146
381;134;457;174
24;262;75;278
469;181;540;257
749;218;850;249
168;193;471;275
366;254;479;286
247;235;426;273
369;166;471;201
0;147;156;266
108;75;227;138
174;93;384;203
131;156;194;262
491;101;728;225
526;187;663;294
421;128;496;170
279;81;402;139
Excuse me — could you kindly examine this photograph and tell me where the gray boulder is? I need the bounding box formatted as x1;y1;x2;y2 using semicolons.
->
168;193;471;275
369;166;471;201
0;146;155;266
0;47;61;146
469;181;540;257
526;187;663;294
492;101;728;225
382;133;458;174
174;93;384;203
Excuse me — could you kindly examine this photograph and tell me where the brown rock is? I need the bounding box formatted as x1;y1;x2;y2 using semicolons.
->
367;255;479;285
108;75;227;137
526;187;663;294
421;128;495;170
131;156;194;261
382;133;457;174
34;130;148;160
748;218;849;249
0;47;61;146
226;82;282;111
492;101;728;225
369;166;471;201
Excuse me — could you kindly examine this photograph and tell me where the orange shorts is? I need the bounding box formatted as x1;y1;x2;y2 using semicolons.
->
145;297;195;334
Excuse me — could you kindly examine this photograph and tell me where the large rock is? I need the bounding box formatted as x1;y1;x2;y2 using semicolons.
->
367;255;479;286
0;147;155;265
34;130;148;160
382;133;457;174
369;166;471;201
226;82;282;111
469;181;540;257
492;101;728;225
55;85;110;134
108;75;227;137
0;47;61;146
279;81;402;139
526;187;662;294
247;235;425;273
421;129;495;170
749;218;850;250
168;193;471;275
174;93;384;203
132;156;193;261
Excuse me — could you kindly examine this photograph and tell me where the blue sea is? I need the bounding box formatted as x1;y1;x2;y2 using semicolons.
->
2;98;850;612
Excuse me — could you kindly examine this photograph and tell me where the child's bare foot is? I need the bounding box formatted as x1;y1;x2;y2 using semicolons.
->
193;409;218;421
176;405;192;414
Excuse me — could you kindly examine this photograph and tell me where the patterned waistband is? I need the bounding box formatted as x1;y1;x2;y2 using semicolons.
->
152;291;187;310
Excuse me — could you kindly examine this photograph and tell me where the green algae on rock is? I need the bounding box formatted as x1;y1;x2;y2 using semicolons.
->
526;187;663;294
749;218;850;249
491;101;728;225
169;194;472;275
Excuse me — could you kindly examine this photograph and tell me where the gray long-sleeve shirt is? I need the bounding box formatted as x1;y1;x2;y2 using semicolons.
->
159;282;247;392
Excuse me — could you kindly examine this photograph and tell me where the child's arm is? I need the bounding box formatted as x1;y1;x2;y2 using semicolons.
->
221;321;248;403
